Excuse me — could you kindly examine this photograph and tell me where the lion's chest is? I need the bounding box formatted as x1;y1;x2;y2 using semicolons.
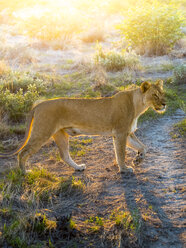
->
130;117;138;133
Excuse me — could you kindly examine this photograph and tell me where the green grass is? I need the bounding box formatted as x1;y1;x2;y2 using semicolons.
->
0;168;84;247
144;62;175;73
0;168;85;205
2;210;76;248
70;138;93;157
174;119;186;137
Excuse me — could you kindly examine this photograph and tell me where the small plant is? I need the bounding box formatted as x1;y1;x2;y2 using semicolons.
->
173;64;186;84
0;207;13;218
173;119;186;137
33;213;57;234
117;1;185;55
87;216;103;226
69;219;76;229
85;215;104;233
94;44;140;71
60;176;85;194
110;209;141;233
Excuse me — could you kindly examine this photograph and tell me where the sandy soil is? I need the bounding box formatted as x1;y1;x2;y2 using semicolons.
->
0;109;185;247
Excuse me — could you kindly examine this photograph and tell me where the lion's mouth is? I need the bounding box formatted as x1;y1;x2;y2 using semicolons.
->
155;105;166;113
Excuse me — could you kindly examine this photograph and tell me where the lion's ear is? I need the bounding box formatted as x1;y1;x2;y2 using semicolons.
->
141;81;151;93
156;80;163;90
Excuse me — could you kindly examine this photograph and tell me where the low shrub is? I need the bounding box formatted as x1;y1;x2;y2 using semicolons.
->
173;64;186;84
94;44;140;71
0;84;39;121
0;71;46;93
117;1;185;55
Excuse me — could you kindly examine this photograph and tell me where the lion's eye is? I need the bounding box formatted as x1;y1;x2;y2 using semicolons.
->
153;94;159;99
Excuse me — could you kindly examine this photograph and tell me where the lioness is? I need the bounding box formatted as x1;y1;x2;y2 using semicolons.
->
0;81;166;173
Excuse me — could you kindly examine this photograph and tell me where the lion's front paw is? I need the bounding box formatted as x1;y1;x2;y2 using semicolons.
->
75;164;86;171
133;152;145;166
119;166;134;174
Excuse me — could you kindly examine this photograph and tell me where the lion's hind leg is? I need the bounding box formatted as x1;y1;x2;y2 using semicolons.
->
18;137;50;174
53;129;86;171
18;118;56;173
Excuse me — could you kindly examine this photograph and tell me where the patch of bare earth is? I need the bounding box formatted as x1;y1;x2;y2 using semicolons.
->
0;110;185;247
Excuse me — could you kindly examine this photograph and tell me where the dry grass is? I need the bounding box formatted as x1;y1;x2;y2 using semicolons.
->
0;43;38;65
80;28;105;43
0;60;10;75
29;34;74;51
177;37;186;49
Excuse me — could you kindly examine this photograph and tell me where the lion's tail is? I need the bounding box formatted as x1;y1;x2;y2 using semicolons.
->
0;108;35;158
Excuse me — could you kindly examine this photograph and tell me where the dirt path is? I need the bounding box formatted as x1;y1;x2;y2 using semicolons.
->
131;109;186;247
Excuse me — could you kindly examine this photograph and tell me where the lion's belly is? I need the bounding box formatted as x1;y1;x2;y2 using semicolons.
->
64;127;112;136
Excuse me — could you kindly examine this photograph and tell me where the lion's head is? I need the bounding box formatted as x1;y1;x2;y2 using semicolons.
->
141;80;166;113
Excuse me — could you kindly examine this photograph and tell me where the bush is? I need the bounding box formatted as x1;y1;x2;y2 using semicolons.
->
117;1;185;55
94;44;140;71
0;84;39;121
173;64;186;84
0;71;47;94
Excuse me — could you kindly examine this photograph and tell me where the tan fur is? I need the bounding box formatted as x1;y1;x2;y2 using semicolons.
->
0;81;166;173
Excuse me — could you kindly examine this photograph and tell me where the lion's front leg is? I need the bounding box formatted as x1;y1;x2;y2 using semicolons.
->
127;133;146;165
113;133;133;173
